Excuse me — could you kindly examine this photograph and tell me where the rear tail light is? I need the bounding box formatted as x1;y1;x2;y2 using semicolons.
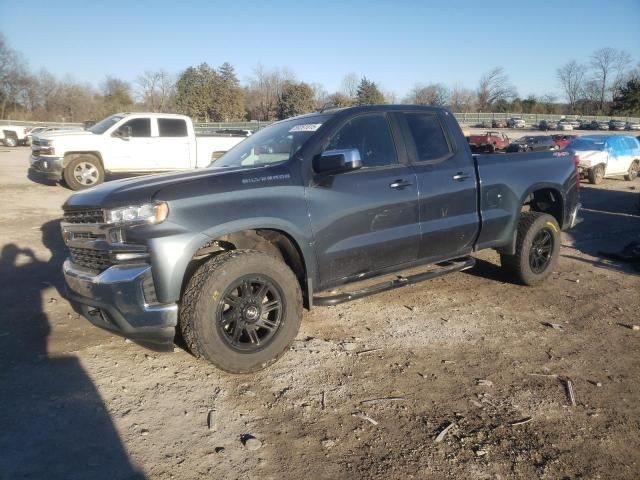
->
573;155;580;191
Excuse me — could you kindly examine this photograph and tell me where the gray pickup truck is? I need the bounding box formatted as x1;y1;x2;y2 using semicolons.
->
61;105;581;373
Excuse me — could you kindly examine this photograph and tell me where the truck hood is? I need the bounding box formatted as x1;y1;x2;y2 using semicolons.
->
570;149;605;166
63;167;248;210
41;130;93;140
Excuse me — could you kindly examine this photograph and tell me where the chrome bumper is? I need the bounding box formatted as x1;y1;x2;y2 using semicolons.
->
63;259;177;350
29;155;63;181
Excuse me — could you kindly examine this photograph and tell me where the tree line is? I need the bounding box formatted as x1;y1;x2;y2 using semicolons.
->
0;33;638;123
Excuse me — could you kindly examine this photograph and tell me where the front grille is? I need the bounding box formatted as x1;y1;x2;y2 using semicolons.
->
63;208;104;224
71;231;100;240
69;247;112;271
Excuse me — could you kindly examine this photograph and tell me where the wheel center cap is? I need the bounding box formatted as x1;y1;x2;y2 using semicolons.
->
244;305;260;321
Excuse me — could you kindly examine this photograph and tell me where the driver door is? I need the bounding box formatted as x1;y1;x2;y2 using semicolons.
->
306;113;420;290
107;118;155;171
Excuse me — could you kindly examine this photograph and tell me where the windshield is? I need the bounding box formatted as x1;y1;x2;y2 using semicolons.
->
568;138;605;151
88;114;124;134
211;115;329;169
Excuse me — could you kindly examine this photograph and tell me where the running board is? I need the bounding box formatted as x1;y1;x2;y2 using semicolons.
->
313;257;476;306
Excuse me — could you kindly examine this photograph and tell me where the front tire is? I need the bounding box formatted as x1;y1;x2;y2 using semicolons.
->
179;250;303;373
624;161;639;181
63;155;104;190
500;212;560;286
3;137;17;147
588;164;605;184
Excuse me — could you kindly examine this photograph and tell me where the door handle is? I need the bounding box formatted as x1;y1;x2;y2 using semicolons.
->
452;172;471;181
389;179;412;190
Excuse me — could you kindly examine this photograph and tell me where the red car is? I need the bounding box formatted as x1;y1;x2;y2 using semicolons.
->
552;134;577;150
467;131;510;152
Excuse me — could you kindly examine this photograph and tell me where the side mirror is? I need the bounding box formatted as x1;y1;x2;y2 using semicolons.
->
113;125;132;139
313;148;362;174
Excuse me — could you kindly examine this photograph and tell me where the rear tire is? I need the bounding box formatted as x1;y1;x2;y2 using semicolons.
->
3;137;17;147
588;164;605;184
63;155;104;190
500;212;560;286
624;161;639;181
179;250;303;373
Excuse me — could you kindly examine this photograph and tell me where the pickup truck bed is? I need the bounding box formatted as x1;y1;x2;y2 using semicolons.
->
60;105;580;373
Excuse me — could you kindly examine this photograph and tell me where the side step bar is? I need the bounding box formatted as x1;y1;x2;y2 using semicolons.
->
313;256;476;306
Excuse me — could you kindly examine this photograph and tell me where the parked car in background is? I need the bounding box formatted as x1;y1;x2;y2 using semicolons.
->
539;120;558;131
467;131;510;152
625;121;640;131
506;135;557;152
568;119;581;129
29;113;250;190
557;120;574;131
568;135;640;184
507;117;526;128
596;121;610;130
492;119;507;128
609;120;627;131
579;120;593;130
552;134;578;150
1;125;30;147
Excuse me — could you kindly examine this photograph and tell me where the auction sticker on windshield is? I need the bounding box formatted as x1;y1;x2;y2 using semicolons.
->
289;123;322;132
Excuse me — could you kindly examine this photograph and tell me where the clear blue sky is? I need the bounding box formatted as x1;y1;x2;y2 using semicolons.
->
1;0;638;100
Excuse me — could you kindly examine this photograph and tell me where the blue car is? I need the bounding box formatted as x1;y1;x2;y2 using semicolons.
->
567;135;640;184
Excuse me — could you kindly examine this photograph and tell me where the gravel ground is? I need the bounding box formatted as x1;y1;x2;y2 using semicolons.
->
0;146;639;480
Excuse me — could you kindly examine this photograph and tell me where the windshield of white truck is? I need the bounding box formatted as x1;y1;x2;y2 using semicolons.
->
88;114;125;134
211;116;330;169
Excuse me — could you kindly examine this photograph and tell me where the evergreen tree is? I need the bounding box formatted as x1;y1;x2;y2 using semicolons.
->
277;81;315;119
611;79;640;115
355;77;385;105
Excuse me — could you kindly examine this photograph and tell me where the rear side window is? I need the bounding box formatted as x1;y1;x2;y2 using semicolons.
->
404;113;451;162
121;118;151;137
325;113;398;168
158;118;188;137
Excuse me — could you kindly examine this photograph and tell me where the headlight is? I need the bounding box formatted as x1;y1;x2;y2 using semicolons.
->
105;202;169;225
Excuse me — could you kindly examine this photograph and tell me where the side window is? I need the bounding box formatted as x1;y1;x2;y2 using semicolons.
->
404;113;451;162
325;114;397;168
158;118;188;137
121;118;151;137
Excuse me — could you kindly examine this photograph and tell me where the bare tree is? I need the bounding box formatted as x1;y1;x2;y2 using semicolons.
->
476;67;516;112
0;34;30;119
590;47;632;112
404;83;449;106
557;60;587;113
137;70;175;112
340;73;359;99
449;84;476;112
310;82;328;109
383;90;398;104
246;65;296;120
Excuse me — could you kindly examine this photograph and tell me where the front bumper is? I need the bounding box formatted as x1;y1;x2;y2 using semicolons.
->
63;259;177;350
29;155;63;181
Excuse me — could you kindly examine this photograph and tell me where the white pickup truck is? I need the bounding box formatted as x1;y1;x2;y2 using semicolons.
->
1;125;31;146
28;112;250;190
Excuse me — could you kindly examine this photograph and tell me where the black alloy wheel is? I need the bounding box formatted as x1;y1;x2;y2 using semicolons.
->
529;228;554;274
217;275;284;352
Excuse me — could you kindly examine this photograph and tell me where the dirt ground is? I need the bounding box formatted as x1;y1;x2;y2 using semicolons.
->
1;145;639;480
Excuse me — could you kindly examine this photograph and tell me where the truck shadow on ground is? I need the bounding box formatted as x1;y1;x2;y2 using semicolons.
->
563;184;640;275
0;220;145;480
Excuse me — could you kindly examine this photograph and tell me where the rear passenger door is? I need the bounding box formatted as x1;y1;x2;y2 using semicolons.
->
153;118;192;170
306;112;420;289
396;111;479;262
